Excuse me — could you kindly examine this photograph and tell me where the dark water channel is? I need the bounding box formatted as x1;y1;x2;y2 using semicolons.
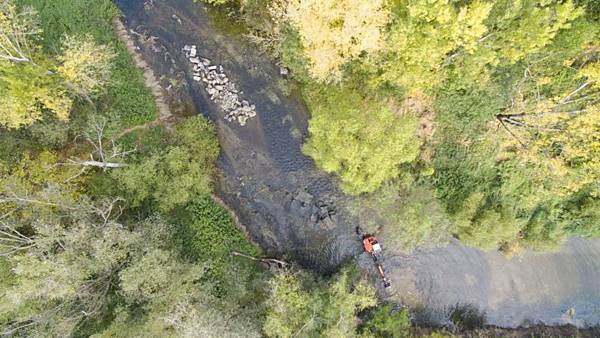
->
115;0;600;328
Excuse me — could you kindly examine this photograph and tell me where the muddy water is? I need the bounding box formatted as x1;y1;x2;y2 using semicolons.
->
115;0;600;328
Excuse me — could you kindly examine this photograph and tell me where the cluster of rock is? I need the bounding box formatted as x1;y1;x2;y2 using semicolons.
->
183;45;257;126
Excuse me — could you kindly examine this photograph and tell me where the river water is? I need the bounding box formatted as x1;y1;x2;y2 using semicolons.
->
115;0;600;328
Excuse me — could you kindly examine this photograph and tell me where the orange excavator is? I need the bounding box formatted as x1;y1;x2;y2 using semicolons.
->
360;231;391;288
362;235;383;262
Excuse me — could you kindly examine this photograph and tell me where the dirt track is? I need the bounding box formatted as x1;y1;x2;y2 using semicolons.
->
115;0;600;328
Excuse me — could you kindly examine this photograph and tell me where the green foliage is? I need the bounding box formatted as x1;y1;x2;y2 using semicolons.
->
263;272;316;337
173;114;221;161
0;2;266;337
432;84;504;202
0;190;138;336
17;0;158;131
0;170;262;337
319;269;376;337
277;24;311;83
112;146;212;212
452;192;523;251
482;0;583;64
57;34;116;97
371;0;492;92
0;54;72;128
303;85;421;195
431;78;523;251
263;267;376;338
112;116;219;212
194;0;232;6
97;212;259;337
433;41;600;252
117;126;170;156
0;258;16;327
173;195;258;282
382;185;450;251
0;1;117;129
370;0;583;93
26;115;71;148
226;0;600;253
4;0;600;335
364;304;411;338
119;248;179;303
283;0;390;81
582;0;600;21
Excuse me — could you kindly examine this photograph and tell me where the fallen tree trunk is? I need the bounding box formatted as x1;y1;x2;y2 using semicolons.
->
231;251;290;270
74;160;127;169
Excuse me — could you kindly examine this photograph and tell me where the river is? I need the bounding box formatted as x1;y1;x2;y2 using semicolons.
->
114;0;600;328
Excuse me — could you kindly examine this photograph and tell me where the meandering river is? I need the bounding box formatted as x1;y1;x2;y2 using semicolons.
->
115;0;600;328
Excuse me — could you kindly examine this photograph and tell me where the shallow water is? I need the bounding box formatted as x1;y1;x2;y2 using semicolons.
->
115;0;360;275
115;0;600;327
385;237;600;327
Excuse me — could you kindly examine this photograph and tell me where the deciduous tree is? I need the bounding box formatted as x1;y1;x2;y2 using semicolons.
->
372;0;492;92
0;1;114;129
111;116;219;211
57;35;115;99
264;268;375;338
284;0;390;81
303;86;421;194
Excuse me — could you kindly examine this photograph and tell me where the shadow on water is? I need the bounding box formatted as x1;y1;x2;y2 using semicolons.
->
448;304;487;331
115;0;600;328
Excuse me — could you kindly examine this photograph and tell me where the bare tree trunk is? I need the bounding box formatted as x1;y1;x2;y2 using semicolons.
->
61;118;135;181
73;160;127;169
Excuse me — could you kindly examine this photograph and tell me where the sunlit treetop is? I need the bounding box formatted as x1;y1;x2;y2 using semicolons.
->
0;1;114;129
284;0;390;81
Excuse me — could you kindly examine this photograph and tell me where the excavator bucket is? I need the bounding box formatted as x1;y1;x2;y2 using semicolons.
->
376;264;391;288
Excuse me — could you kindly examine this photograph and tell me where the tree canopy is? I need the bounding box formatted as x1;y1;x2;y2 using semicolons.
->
303;85;421;195
0;1;260;336
283;0;389;81
0;1;114;129
263;268;376;338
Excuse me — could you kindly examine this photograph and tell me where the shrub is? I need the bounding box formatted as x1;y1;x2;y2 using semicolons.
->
303;85;421;195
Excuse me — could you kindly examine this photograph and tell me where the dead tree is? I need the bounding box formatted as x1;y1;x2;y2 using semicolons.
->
63;118;136;181
0;3;40;64
496;77;599;146
90;197;124;227
0;221;34;256
0;183;77;211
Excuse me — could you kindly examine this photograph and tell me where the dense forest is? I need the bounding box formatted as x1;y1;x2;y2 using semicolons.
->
0;0;599;337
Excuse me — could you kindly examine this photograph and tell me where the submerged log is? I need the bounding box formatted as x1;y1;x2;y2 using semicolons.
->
231;251;290;270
